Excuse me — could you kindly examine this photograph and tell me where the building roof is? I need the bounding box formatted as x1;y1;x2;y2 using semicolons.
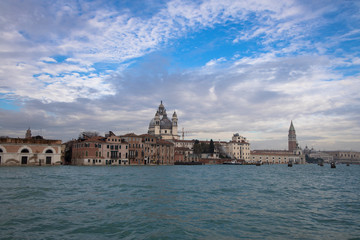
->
289;121;295;131
121;133;140;137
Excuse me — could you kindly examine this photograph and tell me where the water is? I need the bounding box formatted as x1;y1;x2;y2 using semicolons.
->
0;165;359;240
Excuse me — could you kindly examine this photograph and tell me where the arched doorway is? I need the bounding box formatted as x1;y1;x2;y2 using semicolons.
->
21;148;29;165
45;149;53;165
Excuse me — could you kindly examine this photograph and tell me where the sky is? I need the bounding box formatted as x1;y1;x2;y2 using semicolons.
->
0;0;359;151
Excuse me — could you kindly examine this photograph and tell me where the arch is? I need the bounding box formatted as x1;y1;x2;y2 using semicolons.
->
18;146;32;154
6;159;19;164
0;146;5;153
43;147;56;154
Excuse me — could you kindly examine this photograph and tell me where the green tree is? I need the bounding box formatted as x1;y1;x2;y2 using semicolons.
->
209;139;215;154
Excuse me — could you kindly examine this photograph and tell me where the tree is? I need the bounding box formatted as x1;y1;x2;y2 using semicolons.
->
79;131;99;139
193;140;202;155
209;139;215;154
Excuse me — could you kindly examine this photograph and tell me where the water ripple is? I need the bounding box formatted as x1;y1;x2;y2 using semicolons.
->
0;165;360;239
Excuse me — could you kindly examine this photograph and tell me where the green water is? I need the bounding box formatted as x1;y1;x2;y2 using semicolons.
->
0;165;359;239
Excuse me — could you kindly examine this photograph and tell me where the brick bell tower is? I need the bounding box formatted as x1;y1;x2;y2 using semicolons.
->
288;121;297;152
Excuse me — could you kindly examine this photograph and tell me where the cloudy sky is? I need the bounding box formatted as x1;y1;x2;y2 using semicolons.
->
0;0;359;151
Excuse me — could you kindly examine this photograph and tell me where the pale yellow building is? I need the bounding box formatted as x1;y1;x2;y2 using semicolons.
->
226;133;250;161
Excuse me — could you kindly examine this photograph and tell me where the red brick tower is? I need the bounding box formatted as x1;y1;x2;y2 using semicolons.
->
288;121;297;152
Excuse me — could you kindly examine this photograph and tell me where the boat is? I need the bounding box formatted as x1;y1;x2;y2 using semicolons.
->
346;163;350;166
223;160;242;165
255;161;261;166
331;162;336;168
288;162;293;167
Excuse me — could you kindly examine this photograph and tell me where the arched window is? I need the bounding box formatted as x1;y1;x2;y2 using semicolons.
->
21;149;29;153
46;149;53;154
0;149;3;152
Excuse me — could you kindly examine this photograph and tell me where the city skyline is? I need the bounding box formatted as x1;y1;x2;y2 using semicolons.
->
0;0;359;151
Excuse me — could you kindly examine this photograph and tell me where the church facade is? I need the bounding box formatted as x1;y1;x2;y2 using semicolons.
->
148;101;179;140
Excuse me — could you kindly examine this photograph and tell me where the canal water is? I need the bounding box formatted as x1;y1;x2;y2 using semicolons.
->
0;165;359;239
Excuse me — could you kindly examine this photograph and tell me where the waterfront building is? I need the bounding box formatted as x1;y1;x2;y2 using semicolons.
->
0;130;62;166
71;132;128;166
173;139;195;149
250;150;303;164
140;134;157;165
303;146;334;163
226;133;250;161
156;139;175;165
173;139;195;163
120;133;144;165
324;151;360;164
139;134;175;165
148;101;179;140
249;121;305;164
174;147;193;162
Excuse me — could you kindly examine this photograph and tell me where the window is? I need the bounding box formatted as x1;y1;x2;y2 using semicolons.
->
21;149;30;153
45;149;53;154
46;156;51;164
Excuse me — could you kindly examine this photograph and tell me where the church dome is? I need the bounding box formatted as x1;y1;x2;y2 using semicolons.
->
149;119;155;128
160;117;172;129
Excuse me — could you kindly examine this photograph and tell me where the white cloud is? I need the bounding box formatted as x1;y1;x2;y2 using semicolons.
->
0;0;359;150
40;57;57;63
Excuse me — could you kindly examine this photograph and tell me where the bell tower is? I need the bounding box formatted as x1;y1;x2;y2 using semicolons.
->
172;111;178;139
288;121;297;152
154;111;160;135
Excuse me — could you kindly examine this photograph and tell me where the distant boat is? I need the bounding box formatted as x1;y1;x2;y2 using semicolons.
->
331;162;336;168
256;161;261;166
223;160;242;165
346;163;350;166
288;162;293;167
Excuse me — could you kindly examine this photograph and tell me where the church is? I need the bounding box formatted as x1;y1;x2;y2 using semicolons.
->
148;101;179;140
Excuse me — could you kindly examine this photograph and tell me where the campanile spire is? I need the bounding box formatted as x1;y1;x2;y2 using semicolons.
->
288;121;297;152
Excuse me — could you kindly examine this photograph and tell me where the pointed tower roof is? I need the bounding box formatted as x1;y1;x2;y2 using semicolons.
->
289;121;295;131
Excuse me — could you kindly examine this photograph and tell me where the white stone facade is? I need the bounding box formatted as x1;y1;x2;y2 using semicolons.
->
225;133;250;161
148;101;179;140
0;137;62;166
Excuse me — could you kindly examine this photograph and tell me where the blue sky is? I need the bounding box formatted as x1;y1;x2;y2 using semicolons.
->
0;0;359;151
